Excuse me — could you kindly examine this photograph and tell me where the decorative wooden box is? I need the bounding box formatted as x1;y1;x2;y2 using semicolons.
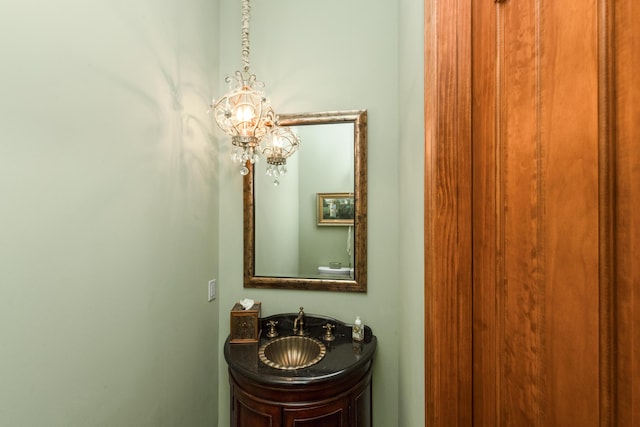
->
230;302;261;343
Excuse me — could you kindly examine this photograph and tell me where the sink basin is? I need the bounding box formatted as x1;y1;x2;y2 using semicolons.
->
259;336;327;370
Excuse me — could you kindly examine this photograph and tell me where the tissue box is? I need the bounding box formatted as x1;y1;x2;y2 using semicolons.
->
230;302;261;343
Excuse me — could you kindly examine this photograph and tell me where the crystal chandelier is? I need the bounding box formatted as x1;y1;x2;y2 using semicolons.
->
211;0;299;178
262;124;300;186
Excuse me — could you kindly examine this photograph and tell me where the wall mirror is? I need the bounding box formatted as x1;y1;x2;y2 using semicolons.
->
243;110;367;292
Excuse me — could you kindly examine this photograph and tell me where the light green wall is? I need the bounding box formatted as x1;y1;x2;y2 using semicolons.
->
0;0;424;425
217;0;424;426
398;0;426;424
0;0;220;425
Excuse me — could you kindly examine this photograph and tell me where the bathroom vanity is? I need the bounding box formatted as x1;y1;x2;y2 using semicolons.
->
224;313;376;427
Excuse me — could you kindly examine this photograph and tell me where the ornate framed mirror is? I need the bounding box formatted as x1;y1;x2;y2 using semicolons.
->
243;110;367;292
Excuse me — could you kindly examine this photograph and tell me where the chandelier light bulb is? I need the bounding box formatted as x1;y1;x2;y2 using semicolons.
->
236;104;255;124
272;135;283;149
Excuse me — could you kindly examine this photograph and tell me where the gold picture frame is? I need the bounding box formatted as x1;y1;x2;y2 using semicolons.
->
317;193;355;226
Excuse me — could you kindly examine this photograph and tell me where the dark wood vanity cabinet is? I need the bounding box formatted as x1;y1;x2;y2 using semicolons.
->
228;362;373;427
225;317;376;427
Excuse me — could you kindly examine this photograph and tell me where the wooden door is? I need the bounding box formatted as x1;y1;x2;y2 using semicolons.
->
424;0;640;425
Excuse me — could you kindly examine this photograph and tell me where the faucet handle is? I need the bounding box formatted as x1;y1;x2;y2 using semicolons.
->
322;323;336;341
266;320;279;338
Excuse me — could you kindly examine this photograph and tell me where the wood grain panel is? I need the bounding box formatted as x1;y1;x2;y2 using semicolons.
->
500;1;546;424
470;0;498;424
427;0;638;424
614;0;640;424
539;1;600;426
598;0;616;424
424;0;472;424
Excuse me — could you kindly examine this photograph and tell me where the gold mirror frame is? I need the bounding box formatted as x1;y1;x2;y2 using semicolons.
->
243;110;367;292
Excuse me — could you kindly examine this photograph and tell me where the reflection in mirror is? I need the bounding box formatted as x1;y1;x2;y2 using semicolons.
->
256;124;353;277
243;110;367;292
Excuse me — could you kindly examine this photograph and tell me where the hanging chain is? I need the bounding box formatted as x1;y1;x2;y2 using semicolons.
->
241;0;251;72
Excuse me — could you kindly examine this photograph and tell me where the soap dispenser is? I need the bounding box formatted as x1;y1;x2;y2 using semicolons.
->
352;316;364;342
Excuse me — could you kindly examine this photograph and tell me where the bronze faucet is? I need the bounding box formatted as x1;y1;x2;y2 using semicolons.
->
293;307;306;336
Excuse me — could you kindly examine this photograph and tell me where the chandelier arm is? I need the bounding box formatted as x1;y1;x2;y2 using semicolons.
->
241;0;251;72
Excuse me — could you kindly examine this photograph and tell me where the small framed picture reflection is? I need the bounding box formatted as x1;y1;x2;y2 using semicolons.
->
317;193;355;226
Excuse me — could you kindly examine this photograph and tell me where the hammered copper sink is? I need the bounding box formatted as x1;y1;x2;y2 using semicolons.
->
259;335;327;370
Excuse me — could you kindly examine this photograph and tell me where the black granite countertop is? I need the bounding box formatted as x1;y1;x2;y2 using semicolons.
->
224;313;377;386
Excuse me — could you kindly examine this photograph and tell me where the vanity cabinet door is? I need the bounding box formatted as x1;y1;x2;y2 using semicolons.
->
282;398;349;427
227;359;373;426
231;386;281;427
351;382;371;426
